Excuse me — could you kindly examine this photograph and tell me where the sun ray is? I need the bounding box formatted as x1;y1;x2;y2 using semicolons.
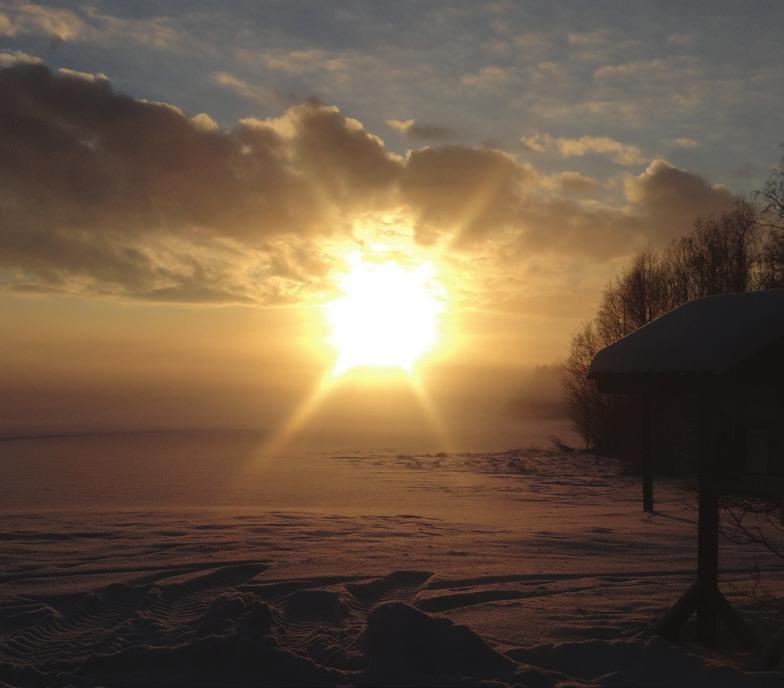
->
258;371;336;458
257;251;450;457
405;373;451;451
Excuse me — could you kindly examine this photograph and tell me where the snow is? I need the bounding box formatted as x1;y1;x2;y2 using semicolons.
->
1;432;783;686
588;289;784;379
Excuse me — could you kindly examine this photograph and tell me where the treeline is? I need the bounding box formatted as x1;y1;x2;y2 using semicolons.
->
565;154;784;468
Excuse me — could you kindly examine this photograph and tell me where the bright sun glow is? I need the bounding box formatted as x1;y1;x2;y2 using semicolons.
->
326;256;444;375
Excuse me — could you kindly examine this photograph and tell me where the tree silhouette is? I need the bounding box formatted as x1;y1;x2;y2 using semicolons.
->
565;199;761;462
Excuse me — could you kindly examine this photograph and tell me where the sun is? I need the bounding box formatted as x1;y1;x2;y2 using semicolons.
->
326;256;444;375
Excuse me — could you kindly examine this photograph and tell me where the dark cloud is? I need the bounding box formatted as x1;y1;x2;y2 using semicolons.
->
517;162;734;258
0;63;314;240
0;60;740;304
625;159;734;241
517;198;637;259
0;62;392;301
400;146;530;244
291;100;401;206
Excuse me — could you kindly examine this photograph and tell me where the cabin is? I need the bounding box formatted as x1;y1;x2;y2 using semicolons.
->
587;289;784;647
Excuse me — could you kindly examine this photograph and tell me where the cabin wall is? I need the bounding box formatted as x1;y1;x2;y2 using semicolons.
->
717;379;784;488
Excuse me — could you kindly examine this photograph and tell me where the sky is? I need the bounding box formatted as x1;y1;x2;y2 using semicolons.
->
1;1;783;447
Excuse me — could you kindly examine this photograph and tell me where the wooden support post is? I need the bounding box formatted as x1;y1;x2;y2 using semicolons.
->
641;393;654;513
653;581;699;641
696;391;719;646
759;627;784;670
648;389;756;649
716;590;760;650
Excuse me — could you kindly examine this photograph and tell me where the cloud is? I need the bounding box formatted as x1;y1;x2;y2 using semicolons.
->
515;198;636;260
0;60;738;305
567;29;609;47
0;1;179;48
241;100;401;212
0;49;39;67
460;65;510;87
512;32;554;51
190;112;219;131
233;46;391;95
590;57;706;115
83;7;180;49
667;33;696;48
550;171;602;195
521;132;645;165
386;118;414;134
665;136;700;149
0;62;387;302
0;12;15;36
57;67;108;82
593;59;673;81
556;136;644;165
209;71;289;108
565;29;618;63
2;1;87;41
400;146;532;244
625;159;734;240
250;48;369;76
386;118;455;142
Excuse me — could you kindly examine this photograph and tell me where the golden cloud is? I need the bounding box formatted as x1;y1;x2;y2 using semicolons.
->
0;61;737;305
521;132;645;165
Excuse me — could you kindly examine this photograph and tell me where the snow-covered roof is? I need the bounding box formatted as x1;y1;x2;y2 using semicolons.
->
588;289;784;382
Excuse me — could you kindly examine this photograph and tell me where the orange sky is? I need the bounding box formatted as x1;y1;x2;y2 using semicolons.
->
2;3;780;447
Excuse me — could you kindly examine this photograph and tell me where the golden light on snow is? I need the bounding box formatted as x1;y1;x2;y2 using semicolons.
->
325;254;445;376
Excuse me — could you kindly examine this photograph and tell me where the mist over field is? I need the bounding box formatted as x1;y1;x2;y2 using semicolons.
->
2;2;784;686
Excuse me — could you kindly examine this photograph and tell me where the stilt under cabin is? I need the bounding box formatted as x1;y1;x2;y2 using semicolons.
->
587;289;784;648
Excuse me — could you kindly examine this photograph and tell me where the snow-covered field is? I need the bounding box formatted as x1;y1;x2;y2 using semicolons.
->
1;432;783;687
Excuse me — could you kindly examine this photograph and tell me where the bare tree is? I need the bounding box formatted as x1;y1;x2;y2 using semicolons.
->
759;152;784;288
760;150;784;229
564;199;759;460
760;234;784;289
672;199;758;298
